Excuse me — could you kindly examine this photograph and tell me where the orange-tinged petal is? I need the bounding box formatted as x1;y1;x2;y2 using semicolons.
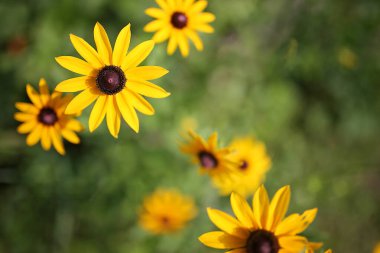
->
15;102;39;114
116;92;139;133
106;96;121;138
17;120;37;134
126;66;168;81
278;236;307;252
55;76;95;92
127;79;170;98
198;231;246;249
14;113;36;122
94;22;112;65
70;34;103;69
65;88;100;115
123;90;155;115
40;127;51;150
89;95;108;132
207;208;249;239
65;119;84;132
26;84;42;108
61;129;80;144
112;24;131;66
38;78;50;106
49;126;65;155
55;56;97;77
230;192;255;229
253;185;269;229
121;40;155;70
226;249;247;253
267;185;290;231
26;124;43;146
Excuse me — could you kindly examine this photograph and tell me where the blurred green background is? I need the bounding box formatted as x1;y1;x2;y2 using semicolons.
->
0;0;379;252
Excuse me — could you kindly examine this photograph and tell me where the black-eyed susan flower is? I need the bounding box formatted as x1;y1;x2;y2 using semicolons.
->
139;188;197;234
15;79;83;155
55;22;170;138
180;130;238;181
199;185;318;253
213;137;272;197
144;0;215;57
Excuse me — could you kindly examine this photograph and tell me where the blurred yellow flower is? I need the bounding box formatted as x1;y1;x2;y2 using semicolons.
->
374;242;380;253
199;185;318;253
15;79;83;155
55;22;170;138
139;189;197;234
305;241;323;253
325;250;332;253
213;137;271;197
338;47;357;69
180;130;237;181
144;0;215;57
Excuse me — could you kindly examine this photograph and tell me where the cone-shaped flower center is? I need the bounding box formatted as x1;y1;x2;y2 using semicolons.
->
96;65;126;95
38;107;58;126
240;160;249;170
247;230;279;253
171;12;188;29
198;151;218;169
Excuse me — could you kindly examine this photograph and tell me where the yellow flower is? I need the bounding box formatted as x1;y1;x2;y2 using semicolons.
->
199;185;318;253
213;137;272;197
374;242;380;253
55;22;170;138
139;188;197;234
180;130;237;181
144;0;215;57
15;79;83;155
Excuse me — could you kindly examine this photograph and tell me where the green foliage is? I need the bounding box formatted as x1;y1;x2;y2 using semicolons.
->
0;0;379;252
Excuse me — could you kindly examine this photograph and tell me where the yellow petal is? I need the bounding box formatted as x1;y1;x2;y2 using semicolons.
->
198;231;246;249
184;28;203;51
194;24;214;33
274;213;302;236
14;113;36;122
65;119;84;132
226;249;247;253
61;129;80;144
207;208;249;239
17;120;37;134
112;24;131;66
253;185;269;229
65;88;100;115
325;250;332;253
126;66;168;81
267;185;291;231
189;0;207;13
152;27;172;43
70;34;103;69
26;84;42;108
40;127;51;150
230;192;255;229
144;20;165;32
89;95;108;132
192;12;216;23
121;40;154;71
183;0;195;9
106;96;121;138
15;102;39;114
167;31;178;55
278;236;307;252
49;126;65;155
116;92;139;133
55;56;97;77
177;32;190;57
26;124;43;146
145;8;166;19
292;208;318;234
94;22;112;65
38;78;50;106
155;0;170;11
208;132;218;149
127;79;170;98
123;90;155;115
55;76;95;92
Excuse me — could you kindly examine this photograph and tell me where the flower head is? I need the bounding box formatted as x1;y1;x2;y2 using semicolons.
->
15;79;83;155
180;130;237;181
55;22;170;138
139;188;197;234
144;0;215;57
213;137;272;197
374;242;380;253
199;185;318;253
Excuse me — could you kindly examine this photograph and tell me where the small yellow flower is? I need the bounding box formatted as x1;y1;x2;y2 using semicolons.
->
55;22;170;138
144;0;215;57
139;188;197;234
180;130;237;181
338;47;357;69
374;242;380;253
15;79;83;155
213;137;272;197
199;185;318;253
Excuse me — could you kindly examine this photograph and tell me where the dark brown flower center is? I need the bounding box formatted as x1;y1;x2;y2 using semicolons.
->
38;107;58;126
198;151;218;169
171;12;188;29
246;230;280;253
240;160;249;170
96;65;126;95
